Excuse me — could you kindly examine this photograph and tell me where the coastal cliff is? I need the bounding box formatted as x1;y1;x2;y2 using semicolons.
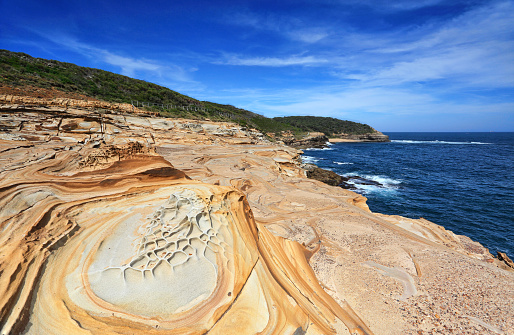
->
0;101;513;334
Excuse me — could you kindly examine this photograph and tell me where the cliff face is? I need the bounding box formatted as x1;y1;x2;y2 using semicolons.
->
0;93;157;115
1;102;513;334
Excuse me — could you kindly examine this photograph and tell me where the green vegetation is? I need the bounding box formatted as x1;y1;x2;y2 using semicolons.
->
251;117;302;135
0;49;258;123
272;116;375;137
0;49;379;137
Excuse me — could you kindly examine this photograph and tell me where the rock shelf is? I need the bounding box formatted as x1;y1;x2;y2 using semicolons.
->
0;106;513;334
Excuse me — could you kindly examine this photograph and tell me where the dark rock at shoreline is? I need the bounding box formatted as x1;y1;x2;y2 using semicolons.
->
303;164;383;190
304;164;346;186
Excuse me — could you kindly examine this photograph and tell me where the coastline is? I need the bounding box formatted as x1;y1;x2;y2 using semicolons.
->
1;105;513;334
308;132;514;259
328;138;361;143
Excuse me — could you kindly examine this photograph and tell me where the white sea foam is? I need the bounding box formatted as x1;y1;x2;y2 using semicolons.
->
362;174;402;186
391;140;490;145
334;161;354;165
302;156;319;164
305;147;334;151
343;173;401;194
353;184;398;195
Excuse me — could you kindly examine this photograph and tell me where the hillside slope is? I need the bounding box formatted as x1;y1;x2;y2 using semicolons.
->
0;49;386;140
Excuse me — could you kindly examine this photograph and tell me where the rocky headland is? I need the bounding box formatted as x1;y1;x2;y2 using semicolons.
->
277;131;329;149
270;130;389;149
0;99;513;335
329;131;390;143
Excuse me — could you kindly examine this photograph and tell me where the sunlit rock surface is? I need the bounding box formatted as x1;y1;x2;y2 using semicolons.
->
1;106;513;334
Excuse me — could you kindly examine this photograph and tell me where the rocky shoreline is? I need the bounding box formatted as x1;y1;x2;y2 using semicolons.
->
301;158;514;271
270;130;389;150
1;104;513;334
303;163;385;190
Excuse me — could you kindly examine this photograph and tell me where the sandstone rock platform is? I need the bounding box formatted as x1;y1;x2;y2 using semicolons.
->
0;106;512;334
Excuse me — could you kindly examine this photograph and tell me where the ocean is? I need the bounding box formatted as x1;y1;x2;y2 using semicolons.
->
302;132;514;256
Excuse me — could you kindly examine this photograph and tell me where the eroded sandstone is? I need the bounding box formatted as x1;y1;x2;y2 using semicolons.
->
0;106;512;335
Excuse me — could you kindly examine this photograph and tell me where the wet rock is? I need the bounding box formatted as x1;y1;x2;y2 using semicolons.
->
304;165;346;186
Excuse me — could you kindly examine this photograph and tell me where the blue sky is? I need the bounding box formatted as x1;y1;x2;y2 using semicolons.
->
1;0;513;131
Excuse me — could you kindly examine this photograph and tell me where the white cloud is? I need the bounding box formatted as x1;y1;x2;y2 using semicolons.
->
102;53;160;77
205;83;514;127
217;54;328;67
249;86;436;117
326;1;514;89
365;43;514;87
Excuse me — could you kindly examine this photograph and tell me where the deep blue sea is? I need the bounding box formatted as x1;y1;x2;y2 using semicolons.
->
302;132;514;256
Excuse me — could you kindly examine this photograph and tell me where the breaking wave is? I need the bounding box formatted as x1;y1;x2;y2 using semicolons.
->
342;173;402;195
391;140;490;145
301;155;319;164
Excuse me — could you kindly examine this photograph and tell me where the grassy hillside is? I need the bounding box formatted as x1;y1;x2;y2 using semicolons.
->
0;49;258;122
273;116;375;136
0;49;379;137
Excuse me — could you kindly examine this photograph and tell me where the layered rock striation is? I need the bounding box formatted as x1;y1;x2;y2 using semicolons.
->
0;105;512;334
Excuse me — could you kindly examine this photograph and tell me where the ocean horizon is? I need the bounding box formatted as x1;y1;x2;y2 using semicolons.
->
302;131;514;257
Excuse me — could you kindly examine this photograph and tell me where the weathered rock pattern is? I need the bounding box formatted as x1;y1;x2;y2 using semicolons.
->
0;105;513;334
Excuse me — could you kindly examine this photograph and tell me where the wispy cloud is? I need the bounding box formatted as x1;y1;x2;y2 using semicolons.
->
216;54;328;67
312;0;457;12
288;29;329;43
365;44;514;87
208;83;514;131
223;86;436;117
29;32;198;85
225;11;330;44
101;53;160;77
326;1;514;89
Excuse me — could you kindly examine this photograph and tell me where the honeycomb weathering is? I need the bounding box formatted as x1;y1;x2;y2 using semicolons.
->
0;141;362;335
85;188;247;319
30;183;260;334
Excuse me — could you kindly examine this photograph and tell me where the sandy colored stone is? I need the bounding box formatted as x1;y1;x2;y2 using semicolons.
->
0;106;512;335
